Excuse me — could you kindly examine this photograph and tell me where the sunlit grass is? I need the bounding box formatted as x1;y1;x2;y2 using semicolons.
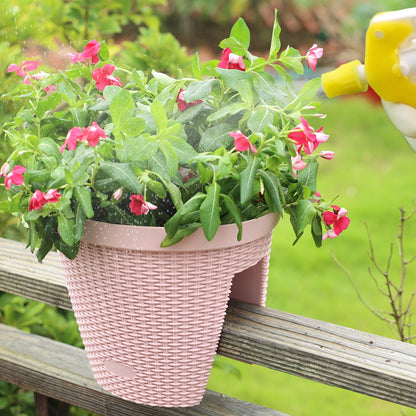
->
207;96;416;415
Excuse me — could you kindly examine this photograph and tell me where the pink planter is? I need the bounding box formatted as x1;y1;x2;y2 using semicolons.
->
60;213;279;407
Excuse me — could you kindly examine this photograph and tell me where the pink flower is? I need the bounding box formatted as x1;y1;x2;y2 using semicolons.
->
44;189;61;203
81;40;101;64
306;44;323;72
29;189;61;211
288;116;329;154
29;190;48;211
67;40;101;64
291;153;306;176
129;194;157;216
23;71;56;92
82;122;106;147
113;188;123;201
7;61;38;77
176;89;203;112
230;130;257;153
218;48;246;71
322;205;350;240
3;165;26;190
60;127;83;153
60;123;106;152
320;150;335;160
91;64;122;91
0;163;10;177
311;191;321;203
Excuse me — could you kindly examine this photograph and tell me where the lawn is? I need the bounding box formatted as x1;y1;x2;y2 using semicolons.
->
207;96;416;415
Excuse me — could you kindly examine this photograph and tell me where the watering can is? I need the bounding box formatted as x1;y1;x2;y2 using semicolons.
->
321;7;416;150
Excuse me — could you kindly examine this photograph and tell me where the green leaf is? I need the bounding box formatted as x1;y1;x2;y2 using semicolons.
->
110;89;135;128
198;123;234;152
269;9;281;57
280;46;304;74
248;107;273;133
70;107;87;127
73;186;94;218
161;223;201;247
163;181;183;210
215;67;252;91
221;194;242;240
192;53;203;80
95;162;143;193
184;79;220;102
230;17;250;49
298;159;318;194
311;213;323;248
164;193;205;238
168;136;197;163
123;136;158;162
206;102;246;123
36;237;54;262
238;79;253;105
296;199;316;237
200;182;221;241
258;170;283;215
151;100;168;133
240;155;260;205
74;202;87;241
58;215;75;246
219;37;248;58
160;140;179;177
98;40;110;61
39;138;62;162
286;77;321;111
103;85;123;103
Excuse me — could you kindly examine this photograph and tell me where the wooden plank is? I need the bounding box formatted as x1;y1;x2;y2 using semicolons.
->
1;238;416;408
0;323;286;416
0;238;71;310
220;302;416;409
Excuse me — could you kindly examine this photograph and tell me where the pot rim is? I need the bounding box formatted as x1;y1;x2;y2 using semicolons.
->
81;213;279;252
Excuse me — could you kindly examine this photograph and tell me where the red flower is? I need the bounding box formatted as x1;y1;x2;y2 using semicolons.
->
29;189;61;211
230;130;257;153
218;48;246;71
176;89;203;112
129;194;157;216
7;61;38;77
92;64;122;91
322;205;350;240
3;165;26;190
82;122;106;147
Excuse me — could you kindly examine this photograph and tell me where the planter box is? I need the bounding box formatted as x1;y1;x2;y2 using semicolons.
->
60;213;279;407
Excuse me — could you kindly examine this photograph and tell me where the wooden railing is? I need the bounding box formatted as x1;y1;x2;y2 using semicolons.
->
1;237;416;415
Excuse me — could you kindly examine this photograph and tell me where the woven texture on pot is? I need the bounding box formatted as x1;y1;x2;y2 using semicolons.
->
60;215;277;407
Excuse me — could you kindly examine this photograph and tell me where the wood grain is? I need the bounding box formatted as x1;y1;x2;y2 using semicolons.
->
0;323;285;416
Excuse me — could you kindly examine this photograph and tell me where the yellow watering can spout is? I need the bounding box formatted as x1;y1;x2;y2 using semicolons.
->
322;60;368;98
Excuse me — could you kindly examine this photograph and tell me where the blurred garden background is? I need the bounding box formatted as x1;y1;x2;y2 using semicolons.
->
1;0;416;415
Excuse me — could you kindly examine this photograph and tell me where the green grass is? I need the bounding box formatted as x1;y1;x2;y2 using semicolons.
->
207;96;416;415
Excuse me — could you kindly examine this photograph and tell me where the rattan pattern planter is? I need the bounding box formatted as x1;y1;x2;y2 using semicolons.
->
59;213;279;407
